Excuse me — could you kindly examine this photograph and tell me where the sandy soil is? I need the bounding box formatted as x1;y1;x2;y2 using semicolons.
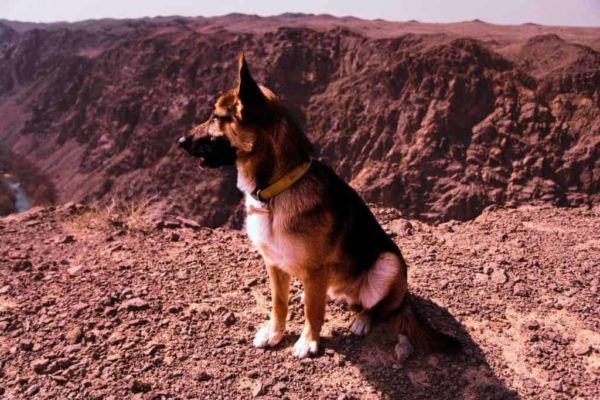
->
0;203;598;399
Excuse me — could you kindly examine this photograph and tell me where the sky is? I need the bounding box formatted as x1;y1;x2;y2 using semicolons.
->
0;0;599;27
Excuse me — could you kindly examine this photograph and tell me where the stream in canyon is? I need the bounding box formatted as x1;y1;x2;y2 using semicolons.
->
1;173;33;213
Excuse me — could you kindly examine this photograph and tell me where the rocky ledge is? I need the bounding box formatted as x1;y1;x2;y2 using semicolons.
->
0;203;598;399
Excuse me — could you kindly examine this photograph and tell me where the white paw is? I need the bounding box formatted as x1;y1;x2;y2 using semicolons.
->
253;322;284;348
292;334;319;358
349;313;372;336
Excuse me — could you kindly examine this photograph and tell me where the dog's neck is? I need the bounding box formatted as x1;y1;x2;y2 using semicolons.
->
236;157;301;200
236;117;312;201
236;167;260;196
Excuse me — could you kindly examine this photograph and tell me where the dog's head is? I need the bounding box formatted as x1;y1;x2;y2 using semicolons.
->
178;54;280;168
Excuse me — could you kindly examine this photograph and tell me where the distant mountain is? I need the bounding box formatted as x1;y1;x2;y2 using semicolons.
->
0;14;598;225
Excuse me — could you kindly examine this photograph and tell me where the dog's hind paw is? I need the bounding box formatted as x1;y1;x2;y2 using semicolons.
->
292;334;319;358
349;312;372;336
253;322;284;348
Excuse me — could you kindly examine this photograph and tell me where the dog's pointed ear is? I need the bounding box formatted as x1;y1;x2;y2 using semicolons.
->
237;53;265;106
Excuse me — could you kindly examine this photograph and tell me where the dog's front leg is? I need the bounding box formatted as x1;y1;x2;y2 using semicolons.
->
293;269;327;358
254;264;290;348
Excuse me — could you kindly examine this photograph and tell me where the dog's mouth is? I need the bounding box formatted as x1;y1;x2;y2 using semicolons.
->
178;135;236;168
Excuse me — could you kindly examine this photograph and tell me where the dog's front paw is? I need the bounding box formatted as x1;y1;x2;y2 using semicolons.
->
292;333;319;358
349;312;372;336
253;322;284;348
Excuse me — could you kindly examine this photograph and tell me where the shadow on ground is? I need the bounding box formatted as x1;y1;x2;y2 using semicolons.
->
323;295;518;399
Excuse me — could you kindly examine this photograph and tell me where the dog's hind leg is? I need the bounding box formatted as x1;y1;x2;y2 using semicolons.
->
349;252;405;335
349;309;373;336
254;265;290;348
293;268;327;358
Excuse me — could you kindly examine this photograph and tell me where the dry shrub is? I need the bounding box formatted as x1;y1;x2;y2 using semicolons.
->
70;196;158;233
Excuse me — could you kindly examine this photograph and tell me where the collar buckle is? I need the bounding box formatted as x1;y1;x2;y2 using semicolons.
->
250;189;264;202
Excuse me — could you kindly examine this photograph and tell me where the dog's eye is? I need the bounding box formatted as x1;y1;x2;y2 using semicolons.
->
213;115;233;123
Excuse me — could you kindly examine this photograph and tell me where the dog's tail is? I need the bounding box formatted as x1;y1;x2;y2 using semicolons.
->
394;294;462;353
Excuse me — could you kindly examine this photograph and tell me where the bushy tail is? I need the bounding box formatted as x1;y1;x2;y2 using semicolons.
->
396;295;462;353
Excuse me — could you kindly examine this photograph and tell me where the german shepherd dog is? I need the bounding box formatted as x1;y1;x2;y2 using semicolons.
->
179;55;460;359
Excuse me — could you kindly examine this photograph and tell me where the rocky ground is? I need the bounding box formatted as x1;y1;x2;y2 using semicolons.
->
0;202;598;399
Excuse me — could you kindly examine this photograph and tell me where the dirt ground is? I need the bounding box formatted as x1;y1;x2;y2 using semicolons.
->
0;203;598;399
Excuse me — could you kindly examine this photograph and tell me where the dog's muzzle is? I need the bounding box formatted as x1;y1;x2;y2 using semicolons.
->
177;134;236;168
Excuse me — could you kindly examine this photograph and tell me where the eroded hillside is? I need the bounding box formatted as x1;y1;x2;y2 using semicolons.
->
0;15;599;225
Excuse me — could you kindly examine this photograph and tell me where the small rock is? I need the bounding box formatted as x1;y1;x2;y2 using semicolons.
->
65;326;83;344
144;343;165;356
548;380;563;392
529;333;540;342
67;265;86;276
170;232;180;242
31;358;49;374
0;285;10;294
491;269;508;284
164;356;174;366
526;320;540;330
49;374;68;384
574;344;592;356
439;279;450;290
224;312;237;327
394;334;414;362
57;235;76;244
473;273;488;285
12;260;32;272
252;382;265;397
121;298;149;311
163;220;181;229
0;321;9;331
106;353;122;362
131;379;151;393
483;264;495;275
401;221;414;235
107;332;126;345
104;307;118;317
513;283;528;297
168;305;182;314
72;302;89;314
20;341;33;351
176;216;201;230
64;344;82;353
247;370;260;379
25;384;40;396
272;382;287;396
46;358;72;374
196;371;212;381
246;277;259;288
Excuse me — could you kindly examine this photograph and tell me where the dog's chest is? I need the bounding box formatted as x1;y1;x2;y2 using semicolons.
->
244;195;294;273
245;198;272;247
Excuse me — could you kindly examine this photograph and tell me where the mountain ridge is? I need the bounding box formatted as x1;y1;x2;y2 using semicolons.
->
0;14;598;224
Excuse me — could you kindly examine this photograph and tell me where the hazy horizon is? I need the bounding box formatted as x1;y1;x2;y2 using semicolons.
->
1;0;599;27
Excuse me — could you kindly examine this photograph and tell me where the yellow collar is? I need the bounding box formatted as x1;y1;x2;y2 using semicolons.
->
252;159;312;202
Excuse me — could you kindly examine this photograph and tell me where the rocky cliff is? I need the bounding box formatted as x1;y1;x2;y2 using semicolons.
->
0;15;598;225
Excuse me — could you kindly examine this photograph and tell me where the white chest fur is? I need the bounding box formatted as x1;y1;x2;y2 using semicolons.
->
245;194;272;247
244;194;298;274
